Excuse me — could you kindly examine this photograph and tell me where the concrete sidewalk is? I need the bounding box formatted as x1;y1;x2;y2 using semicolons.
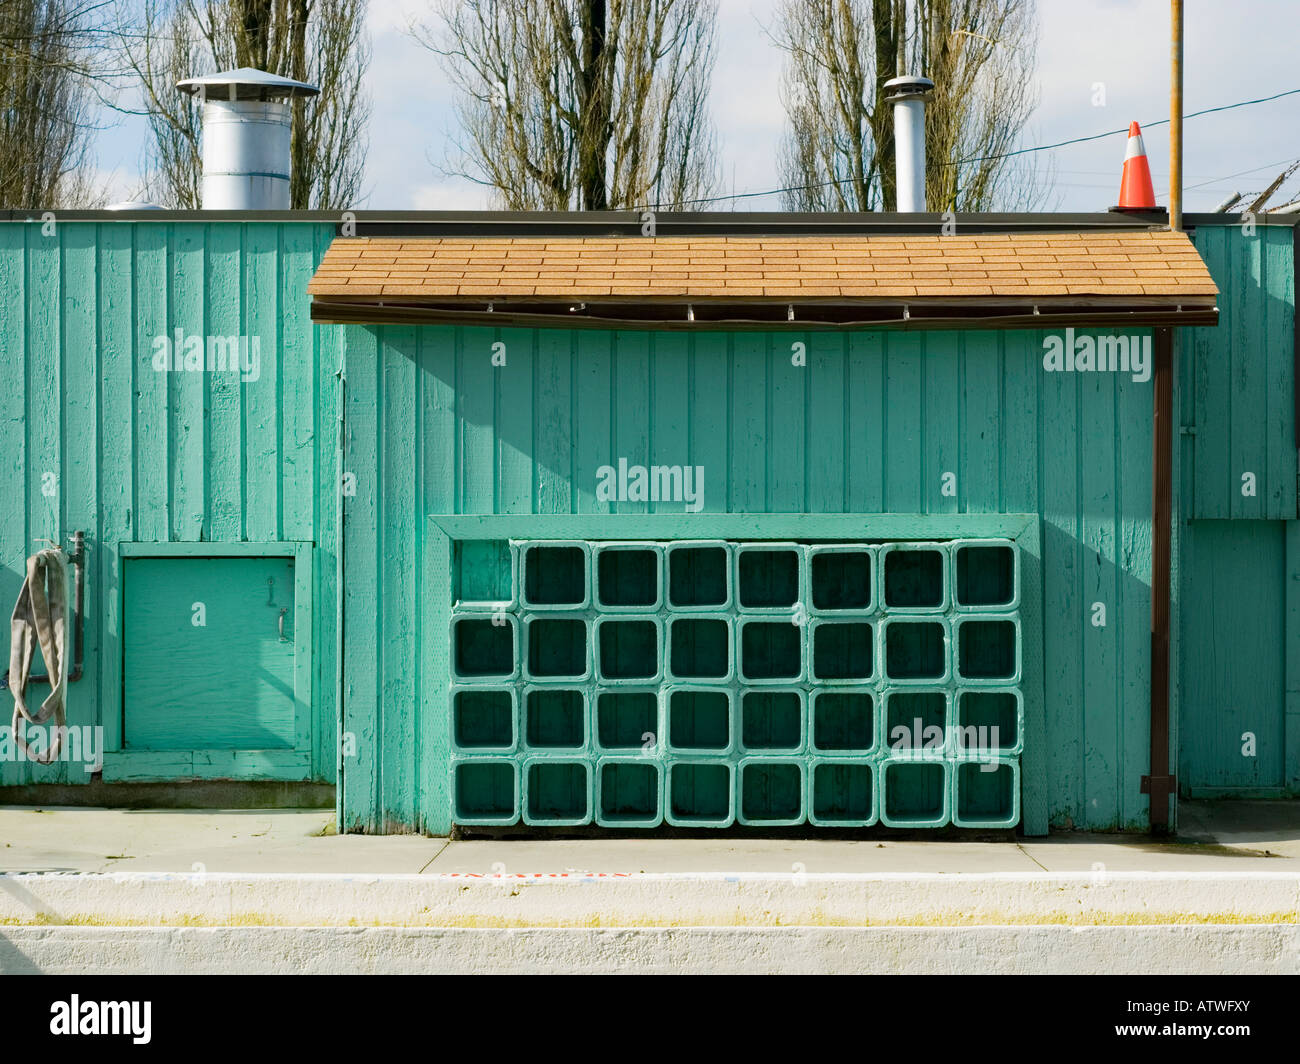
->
0;801;1295;973
0;800;1295;875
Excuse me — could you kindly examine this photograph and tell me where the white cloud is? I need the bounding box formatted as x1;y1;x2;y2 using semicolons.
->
365;0;428;35
706;0;786;206
411;178;492;211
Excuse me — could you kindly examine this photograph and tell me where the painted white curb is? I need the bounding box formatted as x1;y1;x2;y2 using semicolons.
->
0;871;1296;928
1;924;1297;975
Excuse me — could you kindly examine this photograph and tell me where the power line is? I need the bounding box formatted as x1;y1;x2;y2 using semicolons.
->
1184;157;1297;192
950;87;1300;167
639;85;1300;211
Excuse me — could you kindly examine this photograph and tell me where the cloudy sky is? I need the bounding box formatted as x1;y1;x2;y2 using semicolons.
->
94;0;1300;213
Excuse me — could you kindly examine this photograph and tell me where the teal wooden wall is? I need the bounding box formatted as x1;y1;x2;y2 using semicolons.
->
339;323;1156;833
0;220;339;784
1184;225;1296;519
1;216;1291;827
1177;223;1299;796
1177;520;1299;796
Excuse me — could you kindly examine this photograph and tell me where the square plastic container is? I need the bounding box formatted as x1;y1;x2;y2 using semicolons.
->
666;760;734;827
520;541;591;609
881;617;951;684
884;688;951;758
879;543;950;613
953;615;1021;684
809;760;877;827
595;617;663;684
596;759;663;827
455;539;516;608
451;613;519;682
952;540;1019;612
448;535;1023;836
523;686;587;751
740;689;805;753
809;618;876;682
452;759;519;826
811;689;876;754
666;542;732;610
735;543;803;612
667;687;733;754
952;758;1020;828
738;759;806;826
594;543;663;611
596;689;661;753
523;759;591;826
955;688;1023;756
668;615;733;681
880;759;951;828
737;618;804;683
451;687;516;753
808;545;875;613
523;615;591;681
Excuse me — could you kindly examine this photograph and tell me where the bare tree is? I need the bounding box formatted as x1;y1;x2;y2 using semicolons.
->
0;0;104;207
775;0;891;212
116;0;372;209
774;0;1041;212
412;0;720;210
918;0;1039;211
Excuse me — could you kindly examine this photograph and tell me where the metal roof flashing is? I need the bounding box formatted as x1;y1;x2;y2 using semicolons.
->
0;209;1292;232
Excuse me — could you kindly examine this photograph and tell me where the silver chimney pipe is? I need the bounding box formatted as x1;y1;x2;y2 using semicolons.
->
882;75;934;212
176;68;319;210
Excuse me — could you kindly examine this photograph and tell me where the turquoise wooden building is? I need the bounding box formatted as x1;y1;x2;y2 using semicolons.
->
0;209;1293;836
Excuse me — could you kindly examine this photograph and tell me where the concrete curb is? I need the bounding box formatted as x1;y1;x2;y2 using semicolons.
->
1;924;1297;974
1;871;1297;928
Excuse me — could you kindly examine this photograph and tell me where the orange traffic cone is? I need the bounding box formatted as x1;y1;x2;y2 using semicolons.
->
1117;121;1157;209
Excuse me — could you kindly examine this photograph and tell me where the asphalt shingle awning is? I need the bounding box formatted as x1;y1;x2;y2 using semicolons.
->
308;229;1219;329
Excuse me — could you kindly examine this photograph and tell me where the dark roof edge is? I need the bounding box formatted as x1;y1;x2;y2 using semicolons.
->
2;209;1292;232
311;297;1218;332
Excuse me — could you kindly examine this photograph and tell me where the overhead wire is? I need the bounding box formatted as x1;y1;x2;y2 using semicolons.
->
637;86;1300;211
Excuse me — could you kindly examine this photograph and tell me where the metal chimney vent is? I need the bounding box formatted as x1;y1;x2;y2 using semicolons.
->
176;67;320;211
883;75;934;213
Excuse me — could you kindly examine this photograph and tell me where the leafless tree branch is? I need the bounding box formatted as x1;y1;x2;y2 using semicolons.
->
0;0;107;207
412;0;719;210
773;0;1045;212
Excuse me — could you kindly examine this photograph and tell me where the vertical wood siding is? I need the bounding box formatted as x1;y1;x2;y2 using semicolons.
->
1178;520;1291;794
4;218;1287;825
0;221;338;784
341;324;1157;832
1177;224;1298;795
1186;224;1296;519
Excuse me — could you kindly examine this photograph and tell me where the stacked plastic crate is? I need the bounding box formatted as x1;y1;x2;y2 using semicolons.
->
450;538;1022;830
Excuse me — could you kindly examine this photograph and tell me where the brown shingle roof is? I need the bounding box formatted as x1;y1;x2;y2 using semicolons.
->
308;230;1218;303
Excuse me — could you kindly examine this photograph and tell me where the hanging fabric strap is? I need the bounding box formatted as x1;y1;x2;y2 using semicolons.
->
9;548;68;764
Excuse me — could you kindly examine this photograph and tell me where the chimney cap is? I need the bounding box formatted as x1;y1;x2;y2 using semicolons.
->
883;75;935;101
177;67;320;100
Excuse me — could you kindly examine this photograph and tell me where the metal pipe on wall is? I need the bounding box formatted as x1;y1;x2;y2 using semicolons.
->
1147;329;1176;832
1143;0;1184;833
1170;1;1184;231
